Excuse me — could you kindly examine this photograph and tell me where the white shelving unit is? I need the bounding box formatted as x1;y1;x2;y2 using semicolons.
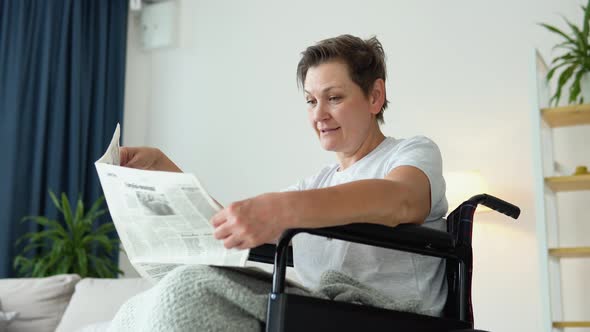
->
531;49;590;331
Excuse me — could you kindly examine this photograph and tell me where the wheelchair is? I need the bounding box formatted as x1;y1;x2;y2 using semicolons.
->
248;194;520;332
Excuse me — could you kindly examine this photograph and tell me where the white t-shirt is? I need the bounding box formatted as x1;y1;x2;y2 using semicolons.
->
286;136;448;316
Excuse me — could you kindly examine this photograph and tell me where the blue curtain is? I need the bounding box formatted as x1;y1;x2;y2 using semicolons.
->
0;0;128;277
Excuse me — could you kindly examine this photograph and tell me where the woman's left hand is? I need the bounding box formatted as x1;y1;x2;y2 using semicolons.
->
211;192;295;250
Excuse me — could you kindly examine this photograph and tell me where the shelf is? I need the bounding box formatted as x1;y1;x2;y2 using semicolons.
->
542;104;590;127
553;321;590;328
549;247;590;257
545;174;590;192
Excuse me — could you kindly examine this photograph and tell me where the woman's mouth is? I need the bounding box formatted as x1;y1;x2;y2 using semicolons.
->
320;127;340;134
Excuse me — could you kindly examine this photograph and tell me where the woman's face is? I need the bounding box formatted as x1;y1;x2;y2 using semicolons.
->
304;61;378;154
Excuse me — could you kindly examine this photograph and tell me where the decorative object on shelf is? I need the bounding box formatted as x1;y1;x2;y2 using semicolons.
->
13;191;122;278
574;165;589;175
539;0;590;106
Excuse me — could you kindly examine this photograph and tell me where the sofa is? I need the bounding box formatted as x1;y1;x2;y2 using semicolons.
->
0;274;152;332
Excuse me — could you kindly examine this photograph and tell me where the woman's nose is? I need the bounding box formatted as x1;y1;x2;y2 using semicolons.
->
312;102;329;122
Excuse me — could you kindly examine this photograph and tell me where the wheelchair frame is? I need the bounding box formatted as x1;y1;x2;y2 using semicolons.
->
248;194;520;332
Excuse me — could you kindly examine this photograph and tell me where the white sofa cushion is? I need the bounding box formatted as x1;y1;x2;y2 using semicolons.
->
0;274;80;332
56;277;152;332
0;311;18;332
0;299;19;332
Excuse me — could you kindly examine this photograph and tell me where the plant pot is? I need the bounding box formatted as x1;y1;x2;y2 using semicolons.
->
581;72;590;103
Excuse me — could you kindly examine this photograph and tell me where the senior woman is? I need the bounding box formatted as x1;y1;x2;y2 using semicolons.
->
112;35;448;331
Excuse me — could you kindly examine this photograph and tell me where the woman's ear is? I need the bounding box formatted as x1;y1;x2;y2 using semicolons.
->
370;79;386;115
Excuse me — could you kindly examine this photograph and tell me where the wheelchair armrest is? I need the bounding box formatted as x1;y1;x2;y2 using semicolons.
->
249;243;294;266
301;223;456;256
248;223;455;267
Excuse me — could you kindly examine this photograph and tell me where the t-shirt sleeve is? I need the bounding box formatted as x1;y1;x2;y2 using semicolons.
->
385;136;447;220
281;174;316;192
280;164;336;192
281;181;302;192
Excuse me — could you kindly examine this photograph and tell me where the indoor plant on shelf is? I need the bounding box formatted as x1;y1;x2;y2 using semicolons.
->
540;0;590;106
13;191;122;278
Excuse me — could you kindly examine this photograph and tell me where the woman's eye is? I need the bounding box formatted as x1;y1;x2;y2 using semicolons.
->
329;96;341;102
306;99;316;105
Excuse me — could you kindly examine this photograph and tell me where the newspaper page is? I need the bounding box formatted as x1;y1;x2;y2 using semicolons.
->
95;123;121;165
95;125;251;283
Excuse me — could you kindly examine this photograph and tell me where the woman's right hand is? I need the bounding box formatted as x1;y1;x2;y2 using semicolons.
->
120;147;183;172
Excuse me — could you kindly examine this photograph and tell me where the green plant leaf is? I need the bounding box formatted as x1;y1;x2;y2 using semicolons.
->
74;196;85;226
553;43;583;56
547;60;576;81
88;254;119;278
13;256;33;276
42;243;64;275
14;232;35;247
87;255;98;277
73;215;93;245
20;216;67;237
558;64;577;87
569;69;586;104
49;190;63;213
551;38;578;49
539;23;577;45
551;53;576;65
61;193;75;234
52;238;65;255
85;209;107;222
86;196;106;220
548;86;561;107
102;258;122;276
83;234;113;253
21;242;47;254
31;259;45;277
109;238;121;247
76;247;88;277
562;16;588;55
14;192;120;278
542;1;590;106
56;255;73;275
582;2;590;39
16;230;64;246
93;223;116;236
89;255;106;278
551;64;578;106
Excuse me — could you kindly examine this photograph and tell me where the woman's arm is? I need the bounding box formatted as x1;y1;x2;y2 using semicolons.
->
120;147;183;172
212;165;432;249
288;165;431;228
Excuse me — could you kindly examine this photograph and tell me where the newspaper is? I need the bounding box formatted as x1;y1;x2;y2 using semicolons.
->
95;124;252;283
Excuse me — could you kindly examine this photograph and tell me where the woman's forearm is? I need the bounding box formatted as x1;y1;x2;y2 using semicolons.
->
284;179;424;229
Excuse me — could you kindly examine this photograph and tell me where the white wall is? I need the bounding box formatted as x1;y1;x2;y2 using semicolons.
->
122;1;584;331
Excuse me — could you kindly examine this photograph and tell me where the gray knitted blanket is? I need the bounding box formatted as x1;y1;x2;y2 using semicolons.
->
105;265;427;332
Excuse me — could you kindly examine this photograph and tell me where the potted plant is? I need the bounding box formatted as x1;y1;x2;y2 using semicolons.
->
540;0;590;106
13;191;122;278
